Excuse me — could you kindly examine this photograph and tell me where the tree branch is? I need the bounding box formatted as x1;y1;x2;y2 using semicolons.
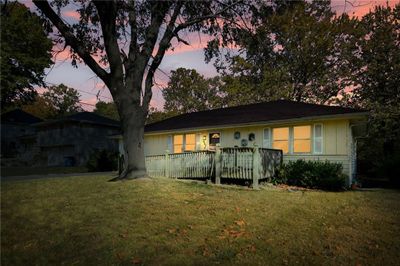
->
33;0;110;86
127;0;137;70
93;1;124;85
142;2;183;111
174;0;243;33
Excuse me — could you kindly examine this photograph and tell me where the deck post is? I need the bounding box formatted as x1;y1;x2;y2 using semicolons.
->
165;150;170;178
215;144;221;185
252;146;260;189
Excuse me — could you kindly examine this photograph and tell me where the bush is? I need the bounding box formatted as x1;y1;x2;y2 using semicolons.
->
86;149;118;172
378;152;400;188
276;160;346;191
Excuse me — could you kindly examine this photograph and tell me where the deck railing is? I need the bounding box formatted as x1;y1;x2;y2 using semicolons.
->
145;151;215;179
220;147;254;179
145;146;283;188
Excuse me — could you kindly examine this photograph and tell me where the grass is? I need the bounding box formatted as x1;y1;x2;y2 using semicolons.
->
1;176;400;265
1;166;88;177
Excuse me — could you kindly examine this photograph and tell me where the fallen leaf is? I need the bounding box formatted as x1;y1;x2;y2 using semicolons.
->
167;228;176;234
132;257;142;264
235;219;246;227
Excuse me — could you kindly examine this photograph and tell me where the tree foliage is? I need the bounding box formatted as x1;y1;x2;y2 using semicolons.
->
22;84;82;119
146;107;176;125
93;101;120;121
163;68;223;114
350;4;400;182
207;0;359;105
351;4;400;138
0;2;53;110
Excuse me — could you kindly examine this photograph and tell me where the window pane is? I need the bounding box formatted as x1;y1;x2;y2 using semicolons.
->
314;124;322;138
273;140;289;154
294;140;311;153
167;135;172;152
174;135;183;145
173;135;183;153
273;127;289;141
314;139;322;153
294;126;311;139
174;145;182;153
264;128;270;140
185;134;196;145
185;144;195;151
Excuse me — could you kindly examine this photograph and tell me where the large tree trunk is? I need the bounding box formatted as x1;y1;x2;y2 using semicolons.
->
119;106;147;179
114;79;148;179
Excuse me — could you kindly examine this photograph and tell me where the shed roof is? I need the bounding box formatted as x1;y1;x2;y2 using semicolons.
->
35;112;120;128
145;100;367;133
1;109;43;124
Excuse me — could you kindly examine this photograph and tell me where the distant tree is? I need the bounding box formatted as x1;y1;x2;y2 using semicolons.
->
21;95;56;119
162;68;223;114
0;2;52;111
349;4;400;183
21;84;82;119
146;107;177;124
43;84;82;117
94;101;119;120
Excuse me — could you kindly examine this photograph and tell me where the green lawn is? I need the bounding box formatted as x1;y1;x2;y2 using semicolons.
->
1;176;400;265
1;166;88;177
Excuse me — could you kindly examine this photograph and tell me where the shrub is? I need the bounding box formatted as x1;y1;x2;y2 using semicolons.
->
277;160;346;191
378;152;400;188
86;149;118;172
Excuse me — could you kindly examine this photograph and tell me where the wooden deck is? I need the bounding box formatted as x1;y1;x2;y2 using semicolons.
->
145;146;282;187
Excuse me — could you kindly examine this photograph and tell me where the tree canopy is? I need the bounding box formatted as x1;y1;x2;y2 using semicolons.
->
1;2;53;111
93;101;120;121
163;68;223;114
206;1;359;105
22;84;82;119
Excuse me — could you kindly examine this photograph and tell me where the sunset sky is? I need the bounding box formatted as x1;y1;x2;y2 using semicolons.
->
23;0;400;111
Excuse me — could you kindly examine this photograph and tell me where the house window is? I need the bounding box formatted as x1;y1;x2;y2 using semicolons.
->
273;127;289;153
167;135;173;152
185;134;196;151
173;135;183;153
313;124;323;154
263;128;271;148
293;125;311;153
173;134;196;153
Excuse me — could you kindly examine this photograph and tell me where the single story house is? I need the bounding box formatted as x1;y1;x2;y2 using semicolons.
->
35;112;120;166
140;100;368;184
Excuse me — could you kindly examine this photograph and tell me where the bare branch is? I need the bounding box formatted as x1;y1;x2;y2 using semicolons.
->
142;2;183;111
174;0;243;33
93;1;124;85
33;0;110;86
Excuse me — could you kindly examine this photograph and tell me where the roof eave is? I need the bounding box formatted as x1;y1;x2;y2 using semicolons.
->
144;112;369;135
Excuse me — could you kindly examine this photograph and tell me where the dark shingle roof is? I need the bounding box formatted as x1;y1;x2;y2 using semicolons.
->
35;112;120;128
1;109;43;124
145;100;367;133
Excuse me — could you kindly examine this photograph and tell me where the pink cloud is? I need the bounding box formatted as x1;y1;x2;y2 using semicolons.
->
63;10;80;20
332;0;399;17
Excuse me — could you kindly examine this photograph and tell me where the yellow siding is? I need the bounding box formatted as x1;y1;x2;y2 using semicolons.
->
144;134;169;156
323;120;348;155
144;119;351;157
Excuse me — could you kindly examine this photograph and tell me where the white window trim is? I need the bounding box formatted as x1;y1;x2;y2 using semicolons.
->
313;123;324;154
